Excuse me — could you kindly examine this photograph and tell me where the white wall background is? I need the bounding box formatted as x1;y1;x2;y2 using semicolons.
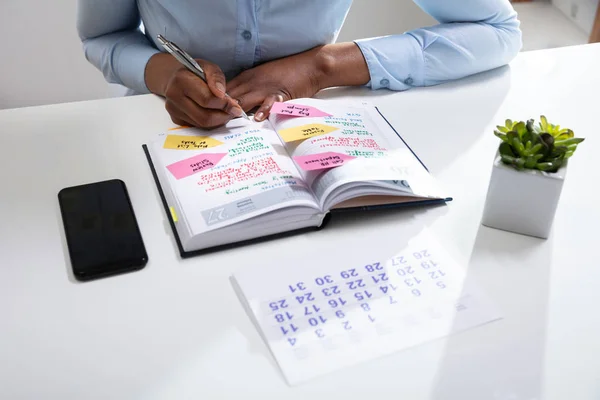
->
0;0;434;110
0;0;112;110
551;0;598;34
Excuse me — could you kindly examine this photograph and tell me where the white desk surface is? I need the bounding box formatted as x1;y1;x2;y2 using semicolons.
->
1;44;599;400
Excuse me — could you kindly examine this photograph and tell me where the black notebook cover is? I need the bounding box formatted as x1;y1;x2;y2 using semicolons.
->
142;107;452;258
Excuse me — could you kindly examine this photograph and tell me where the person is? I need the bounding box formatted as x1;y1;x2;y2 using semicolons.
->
77;0;521;129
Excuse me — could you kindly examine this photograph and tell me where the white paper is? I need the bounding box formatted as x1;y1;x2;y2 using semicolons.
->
232;230;502;385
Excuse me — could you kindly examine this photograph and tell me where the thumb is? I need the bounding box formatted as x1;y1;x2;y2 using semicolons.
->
197;59;227;99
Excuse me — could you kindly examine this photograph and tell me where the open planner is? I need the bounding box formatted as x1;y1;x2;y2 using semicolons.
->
143;98;451;256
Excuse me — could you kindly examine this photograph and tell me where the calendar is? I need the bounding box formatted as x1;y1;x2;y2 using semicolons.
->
232;230;502;385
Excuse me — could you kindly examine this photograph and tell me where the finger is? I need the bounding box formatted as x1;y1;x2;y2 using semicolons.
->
254;94;284;122
226;72;249;94
165;100;195;127
228;87;269;113
197;60;227;99
180;96;233;129
170;69;241;117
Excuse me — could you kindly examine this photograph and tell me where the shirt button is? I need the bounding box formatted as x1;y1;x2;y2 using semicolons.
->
380;79;389;87
242;30;252;40
404;77;414;85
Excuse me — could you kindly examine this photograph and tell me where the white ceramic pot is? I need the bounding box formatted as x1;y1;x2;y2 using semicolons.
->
481;154;567;239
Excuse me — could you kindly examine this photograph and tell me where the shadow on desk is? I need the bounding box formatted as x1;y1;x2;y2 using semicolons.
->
430;224;552;400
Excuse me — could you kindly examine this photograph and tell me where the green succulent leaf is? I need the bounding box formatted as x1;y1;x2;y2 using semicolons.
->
530;143;543;155
524;155;537;169
555;129;574;140
514;122;527;139
555;137;585;146
494;130;508;142
526;119;535;133
499;142;515;157
512;137;525;155
501;154;526;170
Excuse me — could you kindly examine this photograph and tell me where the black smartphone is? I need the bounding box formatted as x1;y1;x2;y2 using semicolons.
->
58;179;148;281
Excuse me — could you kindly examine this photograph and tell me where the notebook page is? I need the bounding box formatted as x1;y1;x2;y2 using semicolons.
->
232;229;501;385
150;120;318;235
268;99;444;209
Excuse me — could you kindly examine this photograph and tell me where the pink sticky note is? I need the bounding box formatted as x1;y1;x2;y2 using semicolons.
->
270;102;332;118
293;152;355;171
166;153;227;180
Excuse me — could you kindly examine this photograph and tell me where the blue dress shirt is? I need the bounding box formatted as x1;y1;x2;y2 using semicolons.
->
77;0;522;95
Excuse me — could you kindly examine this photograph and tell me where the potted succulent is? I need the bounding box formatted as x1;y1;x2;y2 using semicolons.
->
481;116;584;238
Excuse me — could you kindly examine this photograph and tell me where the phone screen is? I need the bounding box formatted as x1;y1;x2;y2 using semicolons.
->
58;179;148;281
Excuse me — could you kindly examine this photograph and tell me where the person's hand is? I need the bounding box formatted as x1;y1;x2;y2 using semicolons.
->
227;43;371;122
145;53;244;128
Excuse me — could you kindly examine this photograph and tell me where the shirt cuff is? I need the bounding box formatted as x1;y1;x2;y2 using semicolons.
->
83;32;161;95
113;41;161;95
354;33;425;91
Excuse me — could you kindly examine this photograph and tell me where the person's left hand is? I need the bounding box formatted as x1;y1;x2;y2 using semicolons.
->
226;46;328;122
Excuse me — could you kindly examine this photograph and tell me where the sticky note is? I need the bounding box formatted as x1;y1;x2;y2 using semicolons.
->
278;124;338;143
166;153;227;180
271;102;332;118
163;134;223;150
169;207;179;222
293;152;356;171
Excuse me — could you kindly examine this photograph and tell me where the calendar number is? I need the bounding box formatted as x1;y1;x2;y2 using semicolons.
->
340;268;358;279
391;256;407;266
309;316;328;326
346;279;366;290
335;310;346;318
296;292;315;304
288;282;306;293
274;312;294;323
404;277;422;287
412;249;431;259
437;281;447;289
354;290;373;301
361;303;371;312
288;338;297;346
315;329;325;338
269;299;288;311
328;298;348;308
315;275;334;285
280;324;299;335
429;270;446;279
371;272;388;284
321;285;341;297
364;262;383;273
304;305;321;315
379;284;398;294
396;266;414;276
420;260;439;270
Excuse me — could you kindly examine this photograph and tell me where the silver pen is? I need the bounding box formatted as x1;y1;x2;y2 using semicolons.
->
157;34;250;120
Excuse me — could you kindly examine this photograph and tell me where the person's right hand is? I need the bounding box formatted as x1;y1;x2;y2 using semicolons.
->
145;53;243;129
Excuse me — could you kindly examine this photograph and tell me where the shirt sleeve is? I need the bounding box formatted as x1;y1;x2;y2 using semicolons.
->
76;0;160;94
354;0;522;90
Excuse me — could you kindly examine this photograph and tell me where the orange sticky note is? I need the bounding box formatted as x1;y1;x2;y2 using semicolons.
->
277;124;339;143
163;135;223;150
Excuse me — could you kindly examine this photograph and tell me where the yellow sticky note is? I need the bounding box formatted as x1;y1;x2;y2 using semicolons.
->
163;135;223;150
278;124;339;143
169;206;178;223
